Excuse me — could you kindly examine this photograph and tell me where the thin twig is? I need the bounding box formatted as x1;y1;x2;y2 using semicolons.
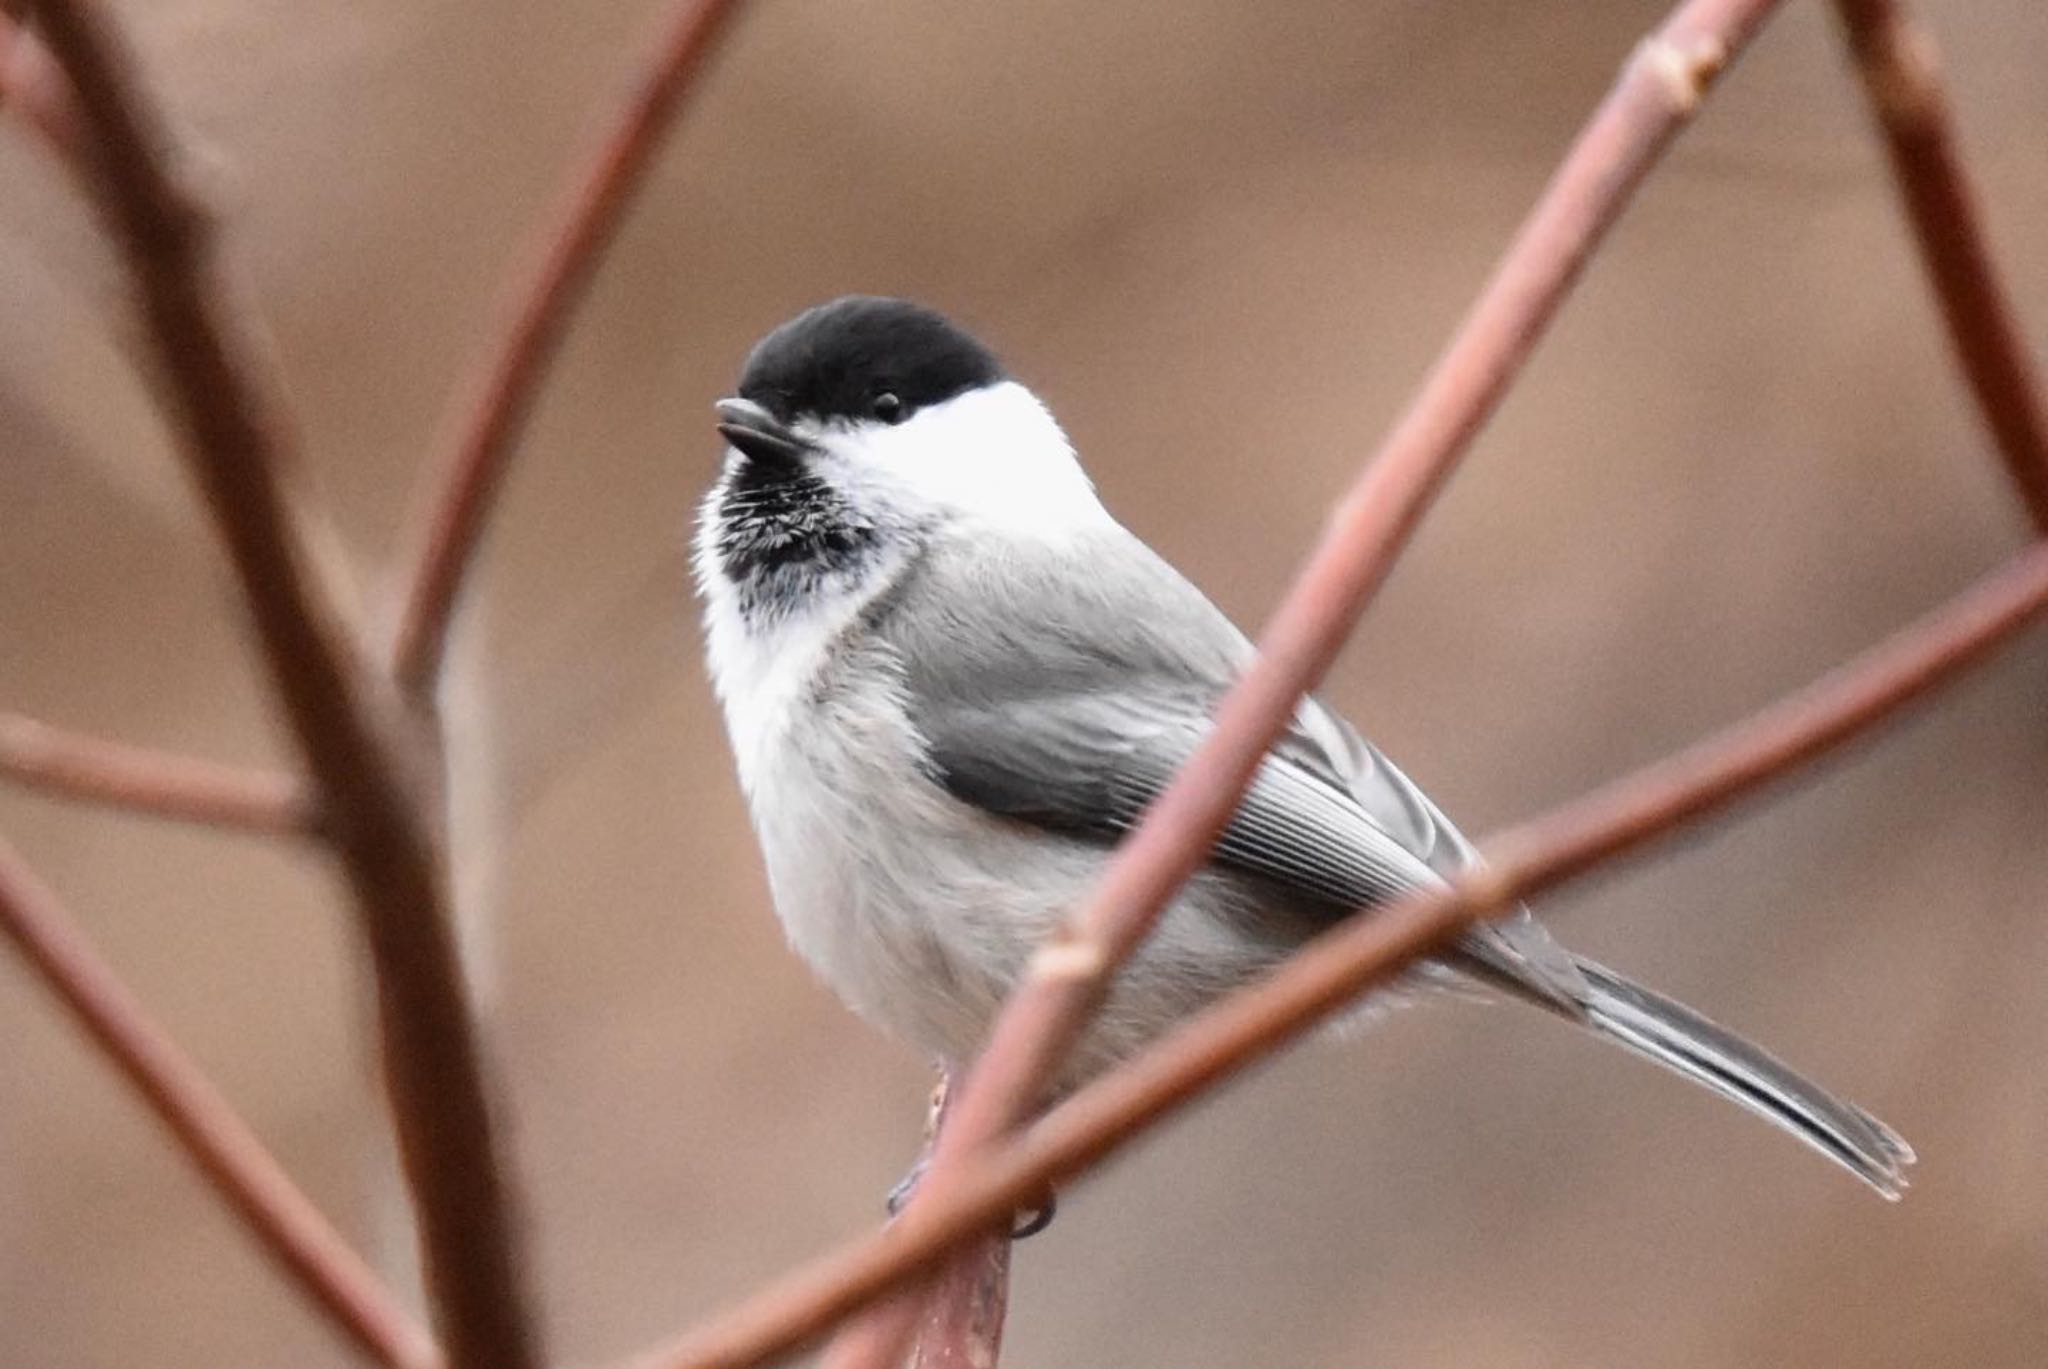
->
0;9;82;157
27;5;540;1368
0;711;317;835
387;0;749;696
1831;0;2048;532
824;0;1786;1362
633;529;2048;1369
0;835;439;1369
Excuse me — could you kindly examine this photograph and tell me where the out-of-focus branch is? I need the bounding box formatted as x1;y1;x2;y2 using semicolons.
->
0;9;82;157
0;711;316;835
387;0;748;696
634;531;2048;1369
27;5;540;1369
0;836;439;1369
823;1;1786;1363
1830;0;2048;533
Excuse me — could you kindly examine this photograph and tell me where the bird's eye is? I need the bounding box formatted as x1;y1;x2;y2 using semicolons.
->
871;392;905;424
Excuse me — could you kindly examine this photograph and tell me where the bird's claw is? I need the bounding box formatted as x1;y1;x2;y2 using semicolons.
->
1009;1193;1056;1239
885;1157;926;1218
886;1160;1058;1239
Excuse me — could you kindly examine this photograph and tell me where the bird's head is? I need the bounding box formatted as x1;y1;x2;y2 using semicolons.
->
697;296;1104;621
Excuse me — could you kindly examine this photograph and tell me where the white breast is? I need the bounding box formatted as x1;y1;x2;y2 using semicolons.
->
691;476;1297;1080
702;609;1019;1058
695;522;1002;1047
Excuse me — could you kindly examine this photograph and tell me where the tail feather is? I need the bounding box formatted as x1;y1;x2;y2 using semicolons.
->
1569;958;1914;1199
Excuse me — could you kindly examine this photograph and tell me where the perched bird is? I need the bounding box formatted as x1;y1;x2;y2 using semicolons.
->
693;294;1912;1198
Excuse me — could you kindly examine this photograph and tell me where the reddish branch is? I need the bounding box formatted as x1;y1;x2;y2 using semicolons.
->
903;1234;1009;1369
636;530;2048;1369
851;1078;1010;1369
1831;0;2048;532
388;0;749;695
26;5;539;1369
0;837;438;1369
6;2;2043;1368
0;9;81;157
0;711;316;835
823;0;1788;1363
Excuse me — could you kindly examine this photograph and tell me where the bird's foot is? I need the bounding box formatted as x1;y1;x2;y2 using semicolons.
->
885;1155;927;1218
1009;1192;1056;1239
886;1158;1057;1239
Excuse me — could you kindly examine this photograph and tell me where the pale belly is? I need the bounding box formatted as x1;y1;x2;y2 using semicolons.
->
741;674;1298;1086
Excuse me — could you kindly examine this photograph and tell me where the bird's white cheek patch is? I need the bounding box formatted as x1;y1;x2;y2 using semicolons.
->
842;382;1114;544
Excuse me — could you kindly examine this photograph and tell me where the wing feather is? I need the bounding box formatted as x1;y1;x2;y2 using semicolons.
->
869;530;1589;1005
922;687;1435;911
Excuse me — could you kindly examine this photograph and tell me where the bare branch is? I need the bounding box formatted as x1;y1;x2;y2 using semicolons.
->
0;711;317;835
11;3;2039;1368
26;4;540;1367
824;0;1786;1361
0;9;82;157
1830;0;2048;533
826;1077;1012;1369
904;1234;1009;1369
0;835;438;1369
387;0;749;696
631;530;2048;1369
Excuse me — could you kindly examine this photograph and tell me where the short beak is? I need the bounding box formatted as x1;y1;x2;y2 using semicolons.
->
715;397;813;468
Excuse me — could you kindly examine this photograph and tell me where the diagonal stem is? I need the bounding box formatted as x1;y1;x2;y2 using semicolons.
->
387;0;749;696
0;8;81;156
26;5;540;1367
822;1;1786;1363
1830;0;2048;533
632;529;2048;1369
0;711;316;835
0;836;438;1369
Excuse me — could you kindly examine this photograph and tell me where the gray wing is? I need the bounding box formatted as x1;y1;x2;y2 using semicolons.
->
868;530;1589;1003
870;535;1918;1195
1290;697;1592;1002
918;687;1438;912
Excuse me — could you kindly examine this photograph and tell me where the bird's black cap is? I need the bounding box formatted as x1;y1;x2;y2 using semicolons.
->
736;296;1004;427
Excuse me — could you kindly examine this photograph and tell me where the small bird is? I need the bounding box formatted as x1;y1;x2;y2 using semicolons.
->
693;295;1913;1198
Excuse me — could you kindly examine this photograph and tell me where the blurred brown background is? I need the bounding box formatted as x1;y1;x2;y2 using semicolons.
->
4;1;2047;1365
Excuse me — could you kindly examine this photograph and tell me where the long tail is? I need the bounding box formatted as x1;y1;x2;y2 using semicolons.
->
1560;957;1915;1198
